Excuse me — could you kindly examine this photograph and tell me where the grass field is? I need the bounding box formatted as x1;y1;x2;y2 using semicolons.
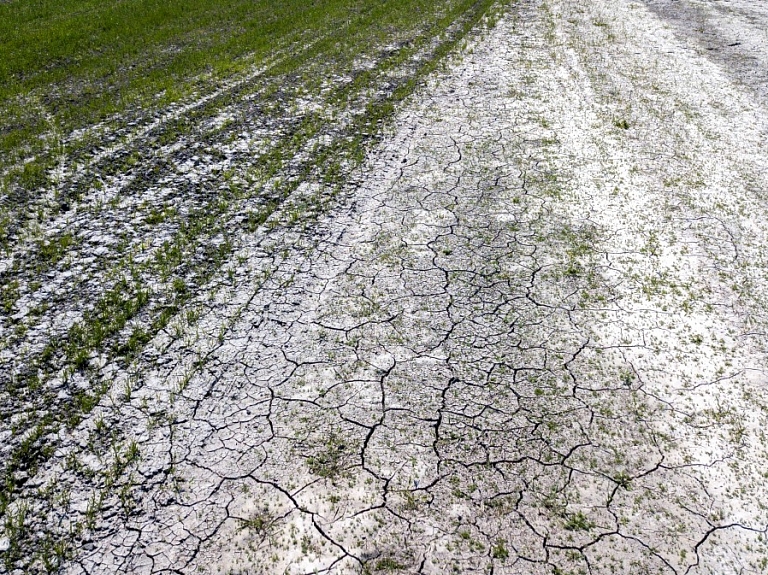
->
0;0;505;571
0;0;501;234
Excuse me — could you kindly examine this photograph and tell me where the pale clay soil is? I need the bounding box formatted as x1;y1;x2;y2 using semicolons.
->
4;0;768;573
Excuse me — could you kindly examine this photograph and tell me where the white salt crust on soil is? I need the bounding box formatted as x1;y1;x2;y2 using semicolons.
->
7;0;768;573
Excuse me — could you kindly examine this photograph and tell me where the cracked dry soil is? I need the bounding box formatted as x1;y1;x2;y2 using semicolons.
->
4;0;768;573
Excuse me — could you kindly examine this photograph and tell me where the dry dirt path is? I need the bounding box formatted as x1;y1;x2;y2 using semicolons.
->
5;0;768;573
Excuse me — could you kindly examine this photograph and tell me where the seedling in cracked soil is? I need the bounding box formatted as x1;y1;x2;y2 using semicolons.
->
307;433;350;479
492;539;510;560
564;512;595;532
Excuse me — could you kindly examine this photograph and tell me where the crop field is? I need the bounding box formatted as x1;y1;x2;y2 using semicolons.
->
2;0;768;574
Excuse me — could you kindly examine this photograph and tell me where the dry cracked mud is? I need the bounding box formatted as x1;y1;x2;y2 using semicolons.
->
3;0;768;573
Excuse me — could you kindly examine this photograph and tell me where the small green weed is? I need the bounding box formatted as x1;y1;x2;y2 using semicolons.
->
375;558;406;571
614;119;630;130
564;511;594;531
492;539;509;560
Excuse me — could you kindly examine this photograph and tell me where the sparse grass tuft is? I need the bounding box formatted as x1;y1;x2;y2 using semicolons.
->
374;558;407;571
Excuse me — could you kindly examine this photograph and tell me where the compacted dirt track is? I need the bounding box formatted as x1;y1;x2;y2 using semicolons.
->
4;0;768;573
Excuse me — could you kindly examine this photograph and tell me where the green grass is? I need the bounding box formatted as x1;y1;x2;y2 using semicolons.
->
374;558;407;571
0;0;482;206
0;0;336;146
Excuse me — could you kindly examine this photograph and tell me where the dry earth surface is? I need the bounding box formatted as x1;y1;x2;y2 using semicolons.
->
3;0;768;573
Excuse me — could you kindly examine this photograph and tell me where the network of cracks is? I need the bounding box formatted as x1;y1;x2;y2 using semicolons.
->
4;0;768;573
